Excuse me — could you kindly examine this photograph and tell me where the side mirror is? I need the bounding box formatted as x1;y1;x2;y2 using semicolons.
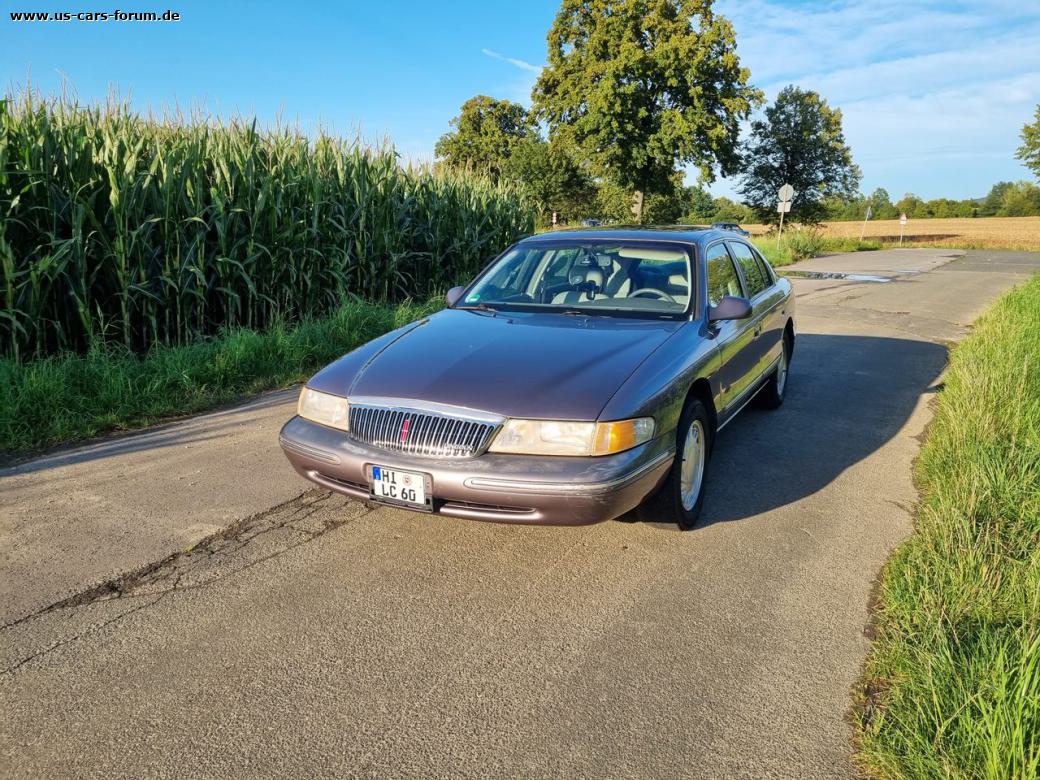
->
445;286;465;307
708;295;752;323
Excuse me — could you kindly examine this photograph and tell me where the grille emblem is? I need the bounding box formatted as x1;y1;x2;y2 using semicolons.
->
399;418;411;443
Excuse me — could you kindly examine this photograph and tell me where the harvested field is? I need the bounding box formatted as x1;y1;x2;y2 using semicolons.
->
744;216;1040;250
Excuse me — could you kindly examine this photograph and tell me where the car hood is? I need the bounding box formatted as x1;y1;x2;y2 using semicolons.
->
308;308;684;420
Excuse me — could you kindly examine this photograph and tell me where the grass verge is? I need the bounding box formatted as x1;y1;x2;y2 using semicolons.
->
856;275;1040;778
0;298;441;456
752;234;883;267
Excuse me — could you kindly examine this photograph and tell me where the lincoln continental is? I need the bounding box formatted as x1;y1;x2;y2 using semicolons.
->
279;227;794;529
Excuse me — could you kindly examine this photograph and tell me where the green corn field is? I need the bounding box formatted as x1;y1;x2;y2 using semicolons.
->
0;92;534;360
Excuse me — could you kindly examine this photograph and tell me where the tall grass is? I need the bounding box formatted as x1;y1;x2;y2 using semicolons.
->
0;298;442;453
752;230;883;267
0;91;533;360
857;276;1040;778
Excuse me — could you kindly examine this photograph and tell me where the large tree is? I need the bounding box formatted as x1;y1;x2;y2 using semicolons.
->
980;181;1013;217
501;136;598;225
997;181;1040;216
738;86;860;225
896;193;924;219
1016;105;1040;179
531;0;761;221
868;187;898;220
684;184;716;221
434;96;535;180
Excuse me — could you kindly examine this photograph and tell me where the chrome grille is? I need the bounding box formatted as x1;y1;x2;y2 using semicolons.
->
348;402;500;459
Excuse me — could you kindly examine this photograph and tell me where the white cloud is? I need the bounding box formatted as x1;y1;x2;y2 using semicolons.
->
705;0;1040;199
479;48;544;105
481;48;543;74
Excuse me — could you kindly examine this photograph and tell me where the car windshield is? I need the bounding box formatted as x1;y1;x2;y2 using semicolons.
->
459;241;693;316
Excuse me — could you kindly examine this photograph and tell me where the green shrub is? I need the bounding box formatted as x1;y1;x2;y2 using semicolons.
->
0;298;441;453
783;228;826;260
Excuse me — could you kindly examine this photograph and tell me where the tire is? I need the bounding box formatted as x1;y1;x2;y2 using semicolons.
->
756;331;792;410
644;397;713;530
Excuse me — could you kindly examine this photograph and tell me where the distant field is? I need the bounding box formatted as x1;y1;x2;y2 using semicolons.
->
745;216;1040;251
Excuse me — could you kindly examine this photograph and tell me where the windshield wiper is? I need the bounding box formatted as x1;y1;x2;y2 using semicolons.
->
456;303;499;316
559;308;607;317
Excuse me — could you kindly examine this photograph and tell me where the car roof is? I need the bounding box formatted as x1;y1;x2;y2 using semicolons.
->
517;225;744;249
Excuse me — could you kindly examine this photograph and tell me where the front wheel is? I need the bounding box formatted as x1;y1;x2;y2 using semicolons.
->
645;397;713;530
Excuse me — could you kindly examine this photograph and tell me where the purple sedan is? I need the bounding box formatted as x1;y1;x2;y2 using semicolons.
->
279;227;794;529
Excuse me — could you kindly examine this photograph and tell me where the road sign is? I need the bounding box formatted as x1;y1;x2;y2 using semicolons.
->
776;184;795;248
899;213;907;246
899;213;907;225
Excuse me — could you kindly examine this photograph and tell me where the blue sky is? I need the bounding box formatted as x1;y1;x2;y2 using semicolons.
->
3;0;1038;200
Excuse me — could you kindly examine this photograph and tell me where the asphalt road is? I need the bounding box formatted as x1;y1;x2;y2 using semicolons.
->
2;249;1038;778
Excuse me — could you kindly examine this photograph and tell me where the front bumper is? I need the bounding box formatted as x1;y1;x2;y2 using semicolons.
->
278;416;674;526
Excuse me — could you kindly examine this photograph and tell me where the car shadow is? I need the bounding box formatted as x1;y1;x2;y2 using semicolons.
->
625;333;949;528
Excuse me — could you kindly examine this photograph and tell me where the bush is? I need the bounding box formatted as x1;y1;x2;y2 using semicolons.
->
783;228;826;260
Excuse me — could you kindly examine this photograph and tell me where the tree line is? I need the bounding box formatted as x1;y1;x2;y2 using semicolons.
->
684;180;1040;225
821;181;1040;222
435;0;1040;228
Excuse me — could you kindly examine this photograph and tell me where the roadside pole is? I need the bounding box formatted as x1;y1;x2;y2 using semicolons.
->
776;183;794;249
899;212;907;246
860;204;872;241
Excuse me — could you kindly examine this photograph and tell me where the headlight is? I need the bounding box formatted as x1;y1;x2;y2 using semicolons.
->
488;418;654;456
297;388;350;431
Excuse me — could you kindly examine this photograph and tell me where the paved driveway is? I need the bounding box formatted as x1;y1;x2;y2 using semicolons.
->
2;249;1038;778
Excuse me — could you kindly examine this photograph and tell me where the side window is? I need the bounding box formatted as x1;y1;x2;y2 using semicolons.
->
749;245;776;283
728;241;769;297
705;243;743;307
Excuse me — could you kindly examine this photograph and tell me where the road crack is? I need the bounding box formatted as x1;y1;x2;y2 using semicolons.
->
1;489;368;675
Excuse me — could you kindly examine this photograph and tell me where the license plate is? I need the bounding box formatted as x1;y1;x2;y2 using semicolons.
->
370;465;429;508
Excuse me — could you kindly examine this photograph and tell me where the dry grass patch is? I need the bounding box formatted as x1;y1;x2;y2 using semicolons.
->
744;217;1040;251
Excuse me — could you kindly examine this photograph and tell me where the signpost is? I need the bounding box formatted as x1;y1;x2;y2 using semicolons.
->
776;184;795;248
860;204;872;241
899;212;907;246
